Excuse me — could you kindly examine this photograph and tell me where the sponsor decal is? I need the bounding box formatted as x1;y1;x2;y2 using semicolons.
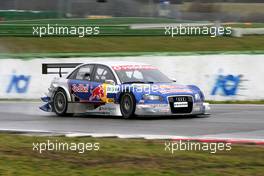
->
112;65;157;71
159;89;192;94
106;85;119;93
72;84;89;93
6;73;31;94
211;71;246;96
98;106;116;112
174;102;188;108
175;97;187;102
159;85;187;89
89;85;105;101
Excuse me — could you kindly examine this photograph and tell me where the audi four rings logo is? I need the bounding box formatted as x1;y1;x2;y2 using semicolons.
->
176;97;187;102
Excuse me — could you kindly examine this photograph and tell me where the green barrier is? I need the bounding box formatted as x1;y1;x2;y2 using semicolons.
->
0;17;262;37
0;10;60;21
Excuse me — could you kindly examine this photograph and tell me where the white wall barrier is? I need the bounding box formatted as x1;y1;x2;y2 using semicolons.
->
0;54;263;100
232;28;264;37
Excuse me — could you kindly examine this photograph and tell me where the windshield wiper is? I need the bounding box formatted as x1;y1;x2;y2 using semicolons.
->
122;81;154;84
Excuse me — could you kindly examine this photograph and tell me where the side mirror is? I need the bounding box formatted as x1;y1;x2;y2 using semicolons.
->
105;79;115;85
171;79;176;82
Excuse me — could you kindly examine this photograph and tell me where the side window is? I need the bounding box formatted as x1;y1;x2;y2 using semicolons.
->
68;65;94;80
67;69;78;79
94;65;116;83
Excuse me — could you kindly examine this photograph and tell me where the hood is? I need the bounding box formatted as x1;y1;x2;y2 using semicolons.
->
126;82;204;103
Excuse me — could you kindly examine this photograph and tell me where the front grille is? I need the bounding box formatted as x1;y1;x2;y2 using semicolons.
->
168;96;193;114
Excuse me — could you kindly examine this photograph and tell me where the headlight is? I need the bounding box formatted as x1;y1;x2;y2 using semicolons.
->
143;94;162;101
194;93;201;101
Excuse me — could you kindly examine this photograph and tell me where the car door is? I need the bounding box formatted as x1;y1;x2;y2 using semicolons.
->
89;64;117;103
68;64;94;102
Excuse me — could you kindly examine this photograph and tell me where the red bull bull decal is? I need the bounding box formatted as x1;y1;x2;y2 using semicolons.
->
89;85;105;101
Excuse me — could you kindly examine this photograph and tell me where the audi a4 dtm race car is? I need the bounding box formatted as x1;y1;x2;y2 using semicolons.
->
40;61;210;118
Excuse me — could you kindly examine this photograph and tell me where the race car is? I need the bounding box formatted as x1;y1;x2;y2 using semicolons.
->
40;61;210;118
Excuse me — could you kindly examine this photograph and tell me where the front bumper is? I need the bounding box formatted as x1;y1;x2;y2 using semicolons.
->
135;102;210;116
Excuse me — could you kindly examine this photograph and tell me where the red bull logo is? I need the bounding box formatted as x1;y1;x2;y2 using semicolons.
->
89;85;105;101
72;84;89;93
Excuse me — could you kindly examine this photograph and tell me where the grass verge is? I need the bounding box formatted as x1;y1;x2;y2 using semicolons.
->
0;36;264;55
0;133;263;176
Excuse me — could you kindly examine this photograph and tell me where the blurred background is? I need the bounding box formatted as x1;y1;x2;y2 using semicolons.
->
0;0;263;101
0;2;264;176
0;0;263;22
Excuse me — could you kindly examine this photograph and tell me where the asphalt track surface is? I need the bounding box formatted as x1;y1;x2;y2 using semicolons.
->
0;102;263;140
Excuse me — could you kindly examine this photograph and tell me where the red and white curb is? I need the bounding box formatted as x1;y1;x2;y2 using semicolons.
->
1;129;264;145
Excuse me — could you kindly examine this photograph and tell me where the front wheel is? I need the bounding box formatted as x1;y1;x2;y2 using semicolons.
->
120;93;136;119
52;89;70;116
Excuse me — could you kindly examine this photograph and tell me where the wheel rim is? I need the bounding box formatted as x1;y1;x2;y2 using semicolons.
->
122;95;132;114
54;92;66;113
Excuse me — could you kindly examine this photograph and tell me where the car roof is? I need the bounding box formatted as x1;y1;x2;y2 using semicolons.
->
80;61;150;67
65;61;156;83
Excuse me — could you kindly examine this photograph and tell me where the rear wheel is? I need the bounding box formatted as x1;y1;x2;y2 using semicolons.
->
120;93;136;119
52;89;70;116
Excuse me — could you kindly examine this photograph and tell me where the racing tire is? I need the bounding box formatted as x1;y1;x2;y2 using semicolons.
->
120;92;136;119
52;89;71;117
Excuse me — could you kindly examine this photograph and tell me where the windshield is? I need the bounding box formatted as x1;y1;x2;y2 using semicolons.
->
113;66;172;83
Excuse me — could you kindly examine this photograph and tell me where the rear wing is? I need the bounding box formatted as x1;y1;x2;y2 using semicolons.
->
42;63;82;77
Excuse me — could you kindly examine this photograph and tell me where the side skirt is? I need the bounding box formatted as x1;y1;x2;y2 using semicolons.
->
67;103;122;116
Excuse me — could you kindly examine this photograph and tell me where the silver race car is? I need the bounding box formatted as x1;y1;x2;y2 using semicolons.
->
40;61;210;118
